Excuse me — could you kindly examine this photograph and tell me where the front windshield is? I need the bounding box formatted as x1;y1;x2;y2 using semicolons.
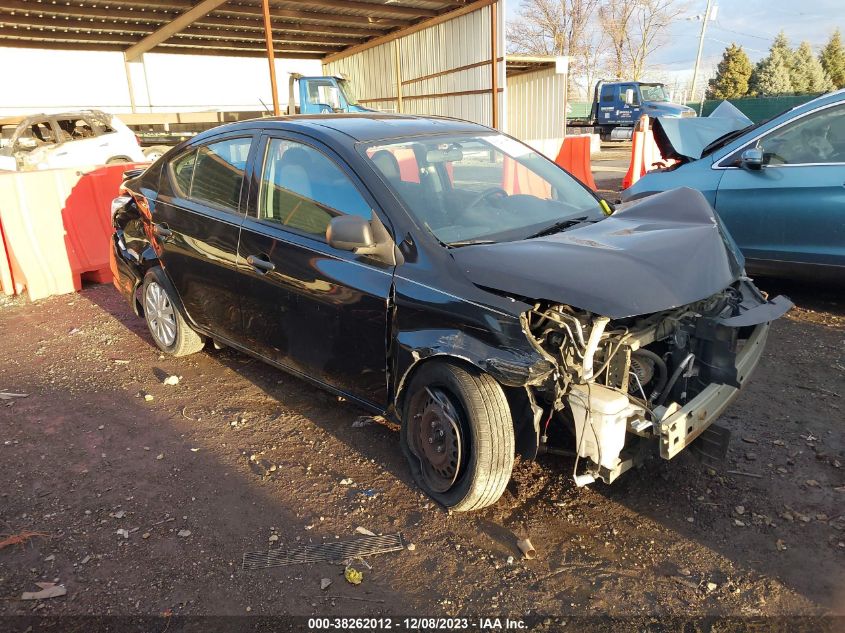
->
640;84;669;102
338;79;360;106
364;134;604;246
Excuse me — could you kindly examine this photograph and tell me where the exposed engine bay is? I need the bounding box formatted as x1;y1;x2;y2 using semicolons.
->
522;279;792;486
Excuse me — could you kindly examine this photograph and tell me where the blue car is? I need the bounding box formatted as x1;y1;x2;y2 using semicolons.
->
623;90;845;279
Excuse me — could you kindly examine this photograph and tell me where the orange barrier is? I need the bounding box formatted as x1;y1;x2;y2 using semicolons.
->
0;216;19;296
554;135;597;191
0;163;147;300
622;130;645;190
622;116;676;189
622;116;650;189
502;156;552;198
63;164;146;289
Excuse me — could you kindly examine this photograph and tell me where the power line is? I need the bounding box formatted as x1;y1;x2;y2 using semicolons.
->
710;22;773;41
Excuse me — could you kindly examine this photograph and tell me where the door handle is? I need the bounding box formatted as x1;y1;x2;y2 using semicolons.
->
153;223;172;239
246;254;275;273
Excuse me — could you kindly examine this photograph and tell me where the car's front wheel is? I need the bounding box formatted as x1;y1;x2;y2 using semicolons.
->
142;273;204;357
401;361;514;512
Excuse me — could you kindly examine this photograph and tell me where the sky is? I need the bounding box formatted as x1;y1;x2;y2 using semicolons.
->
506;0;844;92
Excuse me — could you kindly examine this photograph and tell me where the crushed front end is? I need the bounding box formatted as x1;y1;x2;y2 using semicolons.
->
522;279;791;486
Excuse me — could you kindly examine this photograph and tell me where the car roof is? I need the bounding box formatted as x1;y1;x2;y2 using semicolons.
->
193;113;493;145
792;88;845;114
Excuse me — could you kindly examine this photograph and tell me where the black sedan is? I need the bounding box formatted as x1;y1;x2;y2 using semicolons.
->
110;114;791;511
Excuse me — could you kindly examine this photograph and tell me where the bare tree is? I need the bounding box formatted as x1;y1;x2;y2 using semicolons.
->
599;0;685;80
506;0;604;96
599;0;637;80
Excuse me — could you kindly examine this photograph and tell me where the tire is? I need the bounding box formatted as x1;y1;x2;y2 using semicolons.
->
400;361;514;512
141;272;205;357
143;145;170;162
106;156;131;164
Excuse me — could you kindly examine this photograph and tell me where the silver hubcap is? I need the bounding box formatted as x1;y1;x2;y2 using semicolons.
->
145;282;176;347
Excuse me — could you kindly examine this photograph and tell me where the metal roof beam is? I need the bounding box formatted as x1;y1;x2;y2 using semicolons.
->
124;0;229;61
216;5;407;29
0;4;377;39
0;15;155;34
278;0;437;18
0;1;176;23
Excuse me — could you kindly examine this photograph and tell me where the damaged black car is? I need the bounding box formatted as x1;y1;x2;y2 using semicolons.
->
110;114;792;511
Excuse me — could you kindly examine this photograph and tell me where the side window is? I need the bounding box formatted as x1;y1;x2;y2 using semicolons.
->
169;149;197;197
758;105;845;165
258;138;371;238
600;86;615;103
621;84;639;105
190;138;252;213
28;121;55;144
89;119;115;136
56;118;95;141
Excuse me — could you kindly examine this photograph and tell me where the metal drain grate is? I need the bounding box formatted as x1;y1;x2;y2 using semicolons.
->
242;533;406;570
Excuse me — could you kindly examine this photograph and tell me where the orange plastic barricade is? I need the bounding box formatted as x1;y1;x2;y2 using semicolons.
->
621;130;645;190
0;163;147;300
554;135;597;191
0;216;19;296
622;115;675;189
63;163;147;289
501;156;552;198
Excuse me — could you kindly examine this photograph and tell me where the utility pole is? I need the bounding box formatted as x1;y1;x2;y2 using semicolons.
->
690;0;715;114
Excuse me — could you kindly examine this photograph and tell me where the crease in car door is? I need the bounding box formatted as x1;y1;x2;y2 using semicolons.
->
237;134;394;406
151;135;256;344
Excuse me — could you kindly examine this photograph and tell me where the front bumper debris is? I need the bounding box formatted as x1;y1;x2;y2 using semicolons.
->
657;320;769;459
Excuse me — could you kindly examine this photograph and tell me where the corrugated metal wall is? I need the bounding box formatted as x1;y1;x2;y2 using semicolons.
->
323;3;504;129
507;66;566;157
323;41;399;111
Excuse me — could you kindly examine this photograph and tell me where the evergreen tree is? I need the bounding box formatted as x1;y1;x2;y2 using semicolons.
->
792;41;834;94
706;43;753;99
819;28;845;88
751;31;795;95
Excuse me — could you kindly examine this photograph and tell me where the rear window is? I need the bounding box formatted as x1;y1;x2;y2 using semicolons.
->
168;137;252;213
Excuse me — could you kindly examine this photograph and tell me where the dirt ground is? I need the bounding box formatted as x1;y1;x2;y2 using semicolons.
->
1;273;843;630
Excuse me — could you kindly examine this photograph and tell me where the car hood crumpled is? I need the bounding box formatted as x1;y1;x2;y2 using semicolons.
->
451;187;747;319
654;100;753;161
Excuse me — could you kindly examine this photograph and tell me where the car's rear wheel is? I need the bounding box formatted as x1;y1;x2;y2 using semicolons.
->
142;273;204;357
401;361;514;512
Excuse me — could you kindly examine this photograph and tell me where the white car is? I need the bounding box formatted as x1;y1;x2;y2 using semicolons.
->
0;110;146;171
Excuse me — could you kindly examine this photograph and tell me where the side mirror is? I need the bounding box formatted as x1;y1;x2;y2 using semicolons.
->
326;215;374;251
740;147;764;170
623;88;636;106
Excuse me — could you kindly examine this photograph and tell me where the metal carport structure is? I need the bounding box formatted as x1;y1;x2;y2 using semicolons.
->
0;0;568;150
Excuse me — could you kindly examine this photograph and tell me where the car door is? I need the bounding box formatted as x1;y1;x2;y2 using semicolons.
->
714;102;845;268
152;133;257;343
597;84;616;126
618;83;642;124
237;133;394;406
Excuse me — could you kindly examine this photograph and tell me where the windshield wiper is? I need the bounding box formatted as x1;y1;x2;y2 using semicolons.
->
525;216;588;240
447;238;496;248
